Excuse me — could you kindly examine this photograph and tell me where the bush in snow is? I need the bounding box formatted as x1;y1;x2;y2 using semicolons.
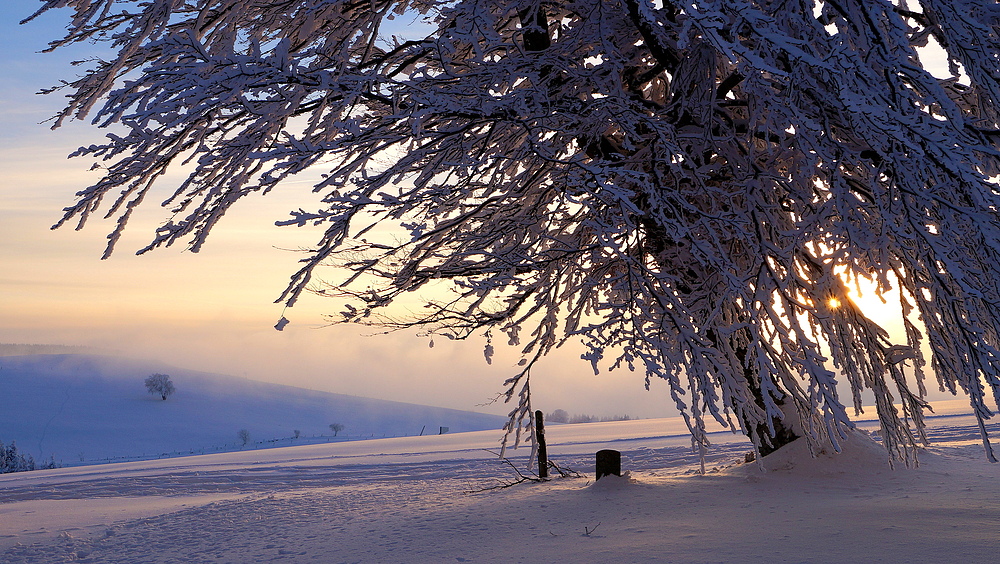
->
1;440;57;474
144;373;175;400
1;440;34;473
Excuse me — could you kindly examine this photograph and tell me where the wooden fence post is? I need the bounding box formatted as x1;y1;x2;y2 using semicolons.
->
535;410;549;478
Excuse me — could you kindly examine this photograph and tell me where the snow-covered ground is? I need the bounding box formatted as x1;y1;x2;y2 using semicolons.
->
0;354;506;465
2;405;999;563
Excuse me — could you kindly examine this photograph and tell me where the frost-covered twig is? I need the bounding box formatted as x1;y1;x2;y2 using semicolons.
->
25;0;1000;465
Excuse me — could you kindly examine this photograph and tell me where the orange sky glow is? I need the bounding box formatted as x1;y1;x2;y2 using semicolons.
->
0;1;968;421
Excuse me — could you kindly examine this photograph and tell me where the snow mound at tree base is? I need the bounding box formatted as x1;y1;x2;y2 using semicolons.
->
731;427;894;479
587;471;638;490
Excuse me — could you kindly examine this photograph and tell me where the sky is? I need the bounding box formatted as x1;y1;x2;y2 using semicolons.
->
0;1;969;421
0;0;694;420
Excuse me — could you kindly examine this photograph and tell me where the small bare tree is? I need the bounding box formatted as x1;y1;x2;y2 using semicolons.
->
237;429;251;447
329;423;345;437
144;373;175;401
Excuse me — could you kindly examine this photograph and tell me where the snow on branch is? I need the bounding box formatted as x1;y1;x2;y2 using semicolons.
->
27;0;1000;464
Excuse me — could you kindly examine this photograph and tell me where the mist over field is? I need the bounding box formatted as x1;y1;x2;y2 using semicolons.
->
0;353;508;465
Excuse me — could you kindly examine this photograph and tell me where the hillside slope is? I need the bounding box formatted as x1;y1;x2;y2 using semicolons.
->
0;354;505;465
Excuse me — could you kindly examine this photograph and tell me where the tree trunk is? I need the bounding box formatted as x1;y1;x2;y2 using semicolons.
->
669;288;799;456
742;362;799;457
701;327;798;456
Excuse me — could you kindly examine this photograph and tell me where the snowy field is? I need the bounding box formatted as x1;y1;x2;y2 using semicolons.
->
2;406;999;563
0;354;506;465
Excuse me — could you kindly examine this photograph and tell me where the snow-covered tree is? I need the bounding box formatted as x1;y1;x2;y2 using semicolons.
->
329;423;345;437
25;0;1000;463
144;373;175;401
546;409;569;424
1;440;34;474
0;440;55;473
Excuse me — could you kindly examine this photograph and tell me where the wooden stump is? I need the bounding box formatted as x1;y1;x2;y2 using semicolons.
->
596;449;621;480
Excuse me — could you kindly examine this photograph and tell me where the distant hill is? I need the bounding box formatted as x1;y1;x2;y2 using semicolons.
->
0;343;104;356
0;354;506;466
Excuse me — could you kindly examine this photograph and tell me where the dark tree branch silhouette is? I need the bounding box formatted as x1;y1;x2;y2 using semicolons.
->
24;0;1000;464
